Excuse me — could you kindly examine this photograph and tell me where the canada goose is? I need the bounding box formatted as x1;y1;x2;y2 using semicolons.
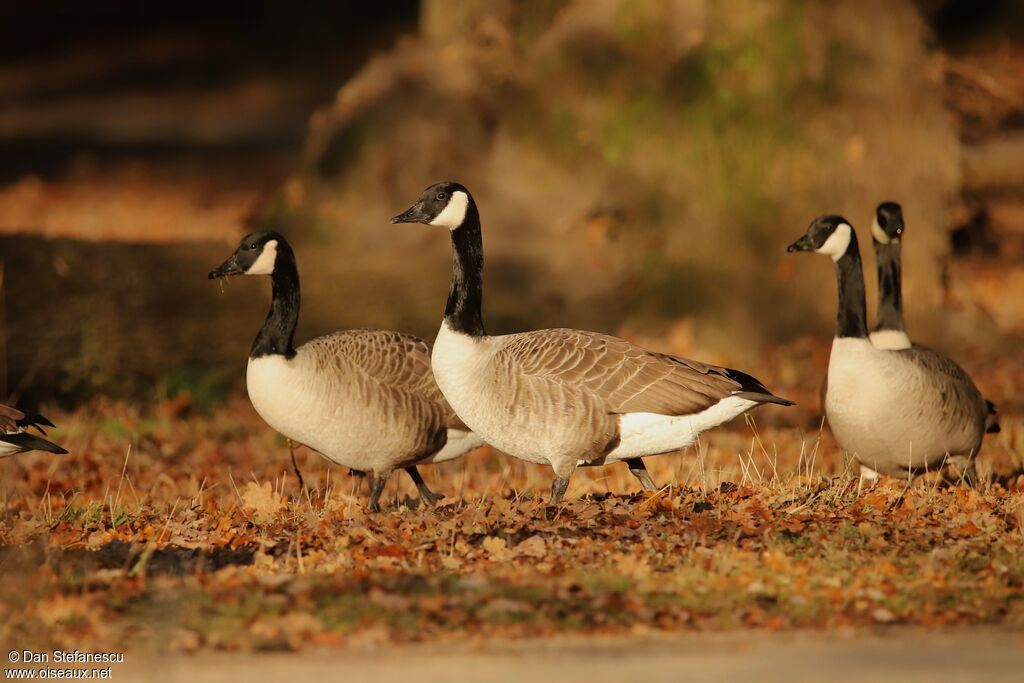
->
870;201;1000;434
788;215;990;486
0;403;67;457
391;182;793;504
209;232;483;512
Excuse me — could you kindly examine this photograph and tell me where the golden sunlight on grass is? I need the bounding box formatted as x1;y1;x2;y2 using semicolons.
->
1;390;1020;652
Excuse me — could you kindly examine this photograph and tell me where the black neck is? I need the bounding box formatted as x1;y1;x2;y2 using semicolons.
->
833;233;869;339
873;240;904;333
445;203;486;337
251;253;300;358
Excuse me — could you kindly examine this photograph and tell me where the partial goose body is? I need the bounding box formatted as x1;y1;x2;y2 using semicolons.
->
826;337;986;477
432;322;780;469
789;216;989;483
247;329;479;474
210;233;483;511
869;202;999;434
0;403;68;458
394;183;792;502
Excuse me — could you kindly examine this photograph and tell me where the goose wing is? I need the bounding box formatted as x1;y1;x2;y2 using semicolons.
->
0;404;24;433
304;330;467;430
495;329;789;417
0;403;55;434
899;345;987;428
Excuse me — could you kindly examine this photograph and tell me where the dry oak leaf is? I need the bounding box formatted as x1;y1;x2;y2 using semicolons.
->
482;536;512;561
242;481;286;525
613;552;651;578
517;535;548;559
863;492;889;510
952;521;981;537
86;530;112;550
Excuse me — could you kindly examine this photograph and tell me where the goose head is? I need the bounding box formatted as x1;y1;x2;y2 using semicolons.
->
390;182;473;231
209;232;288;279
787;215;855;261
871;202;904;245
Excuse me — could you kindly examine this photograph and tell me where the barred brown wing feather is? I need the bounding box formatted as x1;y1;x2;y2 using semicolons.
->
0;404;26;433
303;329;465;432
494;329;745;417
900;345;987;429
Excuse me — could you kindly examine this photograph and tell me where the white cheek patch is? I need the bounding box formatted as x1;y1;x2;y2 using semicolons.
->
247;240;278;275
430;191;469;230
871;216;890;245
816;223;852;261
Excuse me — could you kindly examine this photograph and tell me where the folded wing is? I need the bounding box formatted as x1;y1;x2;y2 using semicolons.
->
495;329;790;417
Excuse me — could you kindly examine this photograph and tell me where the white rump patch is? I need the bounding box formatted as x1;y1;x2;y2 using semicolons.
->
816;223;852;261
0;439;23;458
870;216;890;245
607;395;758;460
247;240;278;275
869;329;911;351
426;428;486;464
430;191;469;230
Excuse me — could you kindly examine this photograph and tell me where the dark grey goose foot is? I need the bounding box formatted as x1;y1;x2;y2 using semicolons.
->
404;466;444;506
626;457;658;491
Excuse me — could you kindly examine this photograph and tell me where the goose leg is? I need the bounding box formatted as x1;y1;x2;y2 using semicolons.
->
962;461;980;489
949;456;980;489
404;466;444;506
367;472;389;513
550;476;570;504
287;439;306;493
549;461;577;505
626;458;658;491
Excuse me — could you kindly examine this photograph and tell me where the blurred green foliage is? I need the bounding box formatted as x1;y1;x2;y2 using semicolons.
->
257;0;958;344
159;364;231;413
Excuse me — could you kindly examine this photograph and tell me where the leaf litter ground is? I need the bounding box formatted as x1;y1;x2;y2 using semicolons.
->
0;382;1022;654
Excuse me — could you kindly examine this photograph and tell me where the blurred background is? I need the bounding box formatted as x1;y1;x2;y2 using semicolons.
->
1;0;1022;408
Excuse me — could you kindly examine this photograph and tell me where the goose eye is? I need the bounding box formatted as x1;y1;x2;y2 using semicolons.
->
436;192;447;201
249;243;258;250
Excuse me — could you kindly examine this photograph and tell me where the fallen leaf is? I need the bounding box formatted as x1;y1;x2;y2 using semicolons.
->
242;481;286;525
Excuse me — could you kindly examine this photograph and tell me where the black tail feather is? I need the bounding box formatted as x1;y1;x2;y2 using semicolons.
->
1;432;68;455
985;399;1001;434
15;409;56;433
724;368;796;407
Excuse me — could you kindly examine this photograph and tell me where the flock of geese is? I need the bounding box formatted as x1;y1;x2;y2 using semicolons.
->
2;182;1000;511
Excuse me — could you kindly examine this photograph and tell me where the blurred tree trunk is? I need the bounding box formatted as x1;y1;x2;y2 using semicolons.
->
963;134;1024;193
420;0;513;40
0;265;7;399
